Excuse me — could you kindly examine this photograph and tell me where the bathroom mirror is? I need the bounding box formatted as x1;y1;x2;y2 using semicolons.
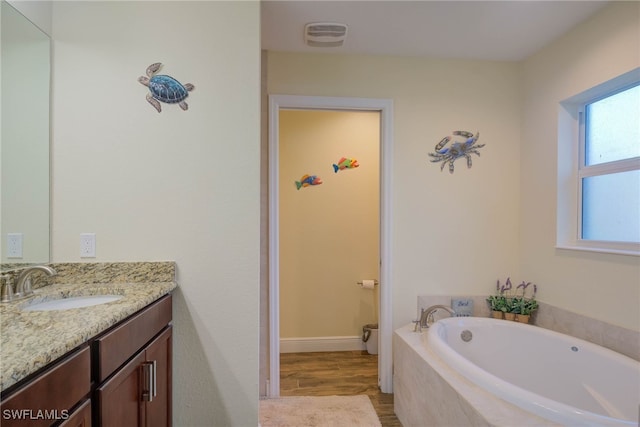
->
1;0;51;270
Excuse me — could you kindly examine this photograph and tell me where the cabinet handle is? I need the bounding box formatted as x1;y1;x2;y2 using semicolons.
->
141;360;157;402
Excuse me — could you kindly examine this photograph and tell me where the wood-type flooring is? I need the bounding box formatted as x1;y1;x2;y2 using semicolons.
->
280;351;403;427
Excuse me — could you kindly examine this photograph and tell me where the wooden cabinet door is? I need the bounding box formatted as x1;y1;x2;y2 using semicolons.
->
60;399;91;427
96;326;172;427
96;352;145;427
143;326;172;427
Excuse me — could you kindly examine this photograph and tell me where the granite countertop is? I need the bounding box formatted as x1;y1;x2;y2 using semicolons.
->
0;262;177;393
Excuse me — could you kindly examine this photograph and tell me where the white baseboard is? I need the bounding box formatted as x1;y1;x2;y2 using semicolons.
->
280;336;365;353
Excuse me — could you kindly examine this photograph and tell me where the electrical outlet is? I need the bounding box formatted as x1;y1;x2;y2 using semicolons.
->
80;233;96;258
7;233;23;258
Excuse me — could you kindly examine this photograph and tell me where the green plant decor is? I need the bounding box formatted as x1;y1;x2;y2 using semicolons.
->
492;277;539;315
517;298;539;315
486;294;507;312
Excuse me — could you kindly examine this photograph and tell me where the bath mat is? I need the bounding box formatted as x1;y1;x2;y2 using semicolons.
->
259;395;382;427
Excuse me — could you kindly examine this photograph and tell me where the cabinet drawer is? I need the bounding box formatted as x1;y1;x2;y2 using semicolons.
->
0;346;90;427
94;295;171;382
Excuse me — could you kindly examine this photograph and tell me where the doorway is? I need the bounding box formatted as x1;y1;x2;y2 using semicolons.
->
268;95;394;397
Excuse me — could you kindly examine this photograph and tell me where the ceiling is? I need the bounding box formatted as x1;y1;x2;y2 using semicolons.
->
261;1;609;61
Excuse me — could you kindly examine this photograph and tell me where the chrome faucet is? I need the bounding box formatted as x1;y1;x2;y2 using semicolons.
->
414;304;456;332
1;275;15;302
15;265;57;298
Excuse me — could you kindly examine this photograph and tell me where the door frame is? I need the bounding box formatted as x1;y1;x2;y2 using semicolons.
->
268;94;394;396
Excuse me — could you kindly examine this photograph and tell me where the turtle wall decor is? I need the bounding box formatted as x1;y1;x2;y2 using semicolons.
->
138;62;194;113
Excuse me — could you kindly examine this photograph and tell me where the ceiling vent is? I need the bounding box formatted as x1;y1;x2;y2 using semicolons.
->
304;22;348;47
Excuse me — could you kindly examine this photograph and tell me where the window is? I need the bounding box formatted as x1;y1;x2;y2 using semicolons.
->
558;69;640;255
580;84;640;243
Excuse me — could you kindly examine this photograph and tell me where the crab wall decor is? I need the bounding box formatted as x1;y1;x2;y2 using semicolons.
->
138;62;194;113
428;131;485;174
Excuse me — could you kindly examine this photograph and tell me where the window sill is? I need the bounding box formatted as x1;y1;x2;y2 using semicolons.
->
555;244;640;257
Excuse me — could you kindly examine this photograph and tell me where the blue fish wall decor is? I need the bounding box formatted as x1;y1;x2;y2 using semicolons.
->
295;174;323;190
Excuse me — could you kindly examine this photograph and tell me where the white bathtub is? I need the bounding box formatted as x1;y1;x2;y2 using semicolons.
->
405;317;640;426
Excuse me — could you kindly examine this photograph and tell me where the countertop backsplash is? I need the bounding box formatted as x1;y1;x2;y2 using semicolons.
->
48;261;176;284
3;261;176;290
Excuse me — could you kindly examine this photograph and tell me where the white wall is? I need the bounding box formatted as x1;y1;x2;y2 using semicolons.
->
520;1;640;330
268;53;522;330
51;2;260;425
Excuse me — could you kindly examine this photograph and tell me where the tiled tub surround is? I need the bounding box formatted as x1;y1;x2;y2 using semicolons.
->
0;262;176;392
395;295;640;426
417;295;640;362
394;324;554;427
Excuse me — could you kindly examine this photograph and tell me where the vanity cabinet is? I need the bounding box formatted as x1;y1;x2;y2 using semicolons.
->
0;294;172;427
0;346;91;427
93;295;172;427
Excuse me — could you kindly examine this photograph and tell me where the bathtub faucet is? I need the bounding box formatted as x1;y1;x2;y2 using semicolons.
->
414;305;456;332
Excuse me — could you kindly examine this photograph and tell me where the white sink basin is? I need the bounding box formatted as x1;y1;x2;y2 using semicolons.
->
22;295;123;311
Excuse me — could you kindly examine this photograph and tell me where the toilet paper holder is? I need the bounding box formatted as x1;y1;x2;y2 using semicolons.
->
357;280;378;286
